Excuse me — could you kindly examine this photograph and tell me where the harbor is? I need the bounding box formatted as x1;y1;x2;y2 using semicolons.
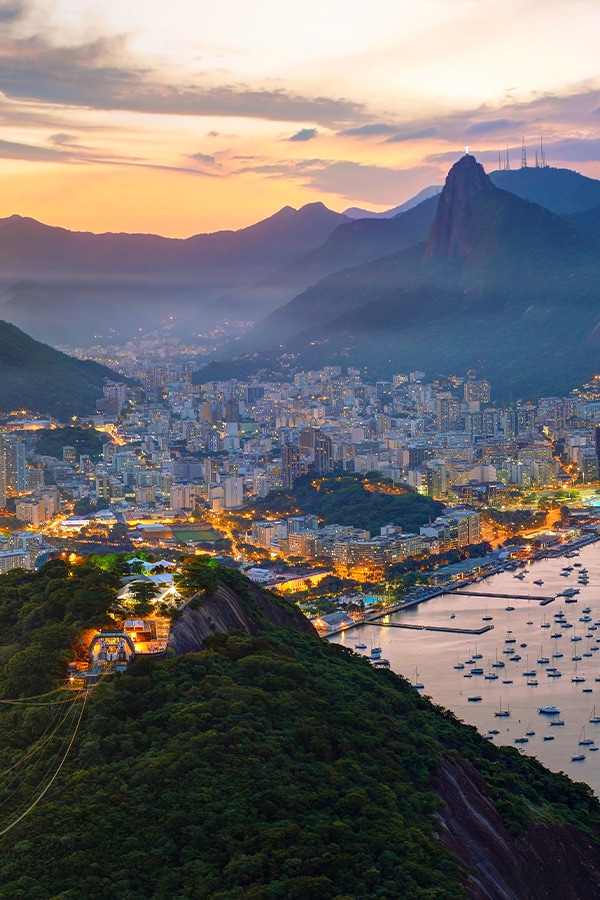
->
329;538;600;795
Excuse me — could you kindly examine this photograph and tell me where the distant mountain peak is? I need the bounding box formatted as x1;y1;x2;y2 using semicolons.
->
423;154;495;262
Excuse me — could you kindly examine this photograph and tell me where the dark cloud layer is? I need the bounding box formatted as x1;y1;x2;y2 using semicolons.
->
464;118;520;135
385;126;438;143
0;1;25;23
190;151;217;164
339;123;398;137
0;34;366;126
0;137;71;161
287;128;318;142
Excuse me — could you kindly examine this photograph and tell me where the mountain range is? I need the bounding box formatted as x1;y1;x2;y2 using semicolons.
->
0;203;349;346
5;160;600;397
211;159;600;399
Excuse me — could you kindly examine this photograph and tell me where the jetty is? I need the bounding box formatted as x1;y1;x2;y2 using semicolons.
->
361;622;494;635
449;590;555;603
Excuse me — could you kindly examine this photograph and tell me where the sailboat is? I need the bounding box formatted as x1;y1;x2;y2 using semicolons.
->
411;668;424;690
484;662;499;680
571;663;585;684
589;706;600;724
579;726;595;746
537;646;550;665
522;656;536;677
494;698;510;718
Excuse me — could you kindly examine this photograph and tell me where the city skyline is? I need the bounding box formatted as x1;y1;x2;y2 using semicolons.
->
1;0;600;235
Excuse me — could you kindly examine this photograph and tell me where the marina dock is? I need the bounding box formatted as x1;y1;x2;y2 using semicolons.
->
449;590;556;602
361;622;494;635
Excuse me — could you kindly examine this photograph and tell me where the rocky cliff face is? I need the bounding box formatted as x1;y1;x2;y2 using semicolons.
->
435;756;600;899
168;578;315;654
423;154;497;262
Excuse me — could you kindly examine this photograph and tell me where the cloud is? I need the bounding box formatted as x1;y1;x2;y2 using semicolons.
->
385;126;438;143
234;157;438;204
353;87;600;161
338;123;438;143
0;137;72;161
0;1;25;23
541;137;600;162
465;118;520;135
425;135;600;169
287;127;317;142
0;33;367;126
190;151;217;165
0;133;208;175
50;132;75;145
339;123;398;137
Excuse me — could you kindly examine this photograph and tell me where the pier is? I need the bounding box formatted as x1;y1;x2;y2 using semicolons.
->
449;590;556;602
361;622;494;635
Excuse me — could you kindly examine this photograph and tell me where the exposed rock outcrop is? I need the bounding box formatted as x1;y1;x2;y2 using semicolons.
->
435;756;600;899
168;578;315;654
423;154;496;262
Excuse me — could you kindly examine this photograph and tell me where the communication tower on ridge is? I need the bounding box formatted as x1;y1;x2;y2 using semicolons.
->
498;138;548;171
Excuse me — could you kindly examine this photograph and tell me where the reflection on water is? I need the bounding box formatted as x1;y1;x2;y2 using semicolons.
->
329;542;600;795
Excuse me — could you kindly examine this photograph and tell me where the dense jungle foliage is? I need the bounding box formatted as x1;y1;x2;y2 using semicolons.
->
254;473;444;534
0;558;119;698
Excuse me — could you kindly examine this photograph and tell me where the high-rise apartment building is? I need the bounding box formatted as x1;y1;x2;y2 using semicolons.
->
464;380;490;404
4;440;26;493
282;443;300;489
314;433;334;475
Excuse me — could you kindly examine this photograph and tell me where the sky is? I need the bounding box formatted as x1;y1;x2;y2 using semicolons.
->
2;0;600;236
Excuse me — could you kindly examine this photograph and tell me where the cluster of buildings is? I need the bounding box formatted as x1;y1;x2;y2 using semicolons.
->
4;362;600;575
249;509;480;578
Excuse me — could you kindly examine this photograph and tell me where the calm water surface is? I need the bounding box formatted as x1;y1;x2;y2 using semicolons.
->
329;542;600;795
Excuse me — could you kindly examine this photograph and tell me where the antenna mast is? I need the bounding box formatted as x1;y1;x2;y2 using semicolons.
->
521;136;527;168
505;145;511;170
540;137;546;168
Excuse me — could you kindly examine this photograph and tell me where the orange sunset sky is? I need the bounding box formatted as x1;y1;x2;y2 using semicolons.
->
2;0;600;236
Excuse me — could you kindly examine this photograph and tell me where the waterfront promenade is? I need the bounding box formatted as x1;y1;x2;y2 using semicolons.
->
320;531;600;639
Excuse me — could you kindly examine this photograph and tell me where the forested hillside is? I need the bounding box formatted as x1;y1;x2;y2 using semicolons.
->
254;473;444;534
1;560;600;898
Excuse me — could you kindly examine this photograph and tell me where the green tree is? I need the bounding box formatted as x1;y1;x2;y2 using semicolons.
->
176;557;219;599
126;580;160;617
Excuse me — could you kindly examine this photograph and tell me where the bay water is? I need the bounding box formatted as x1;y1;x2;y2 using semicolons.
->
329;542;600;794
